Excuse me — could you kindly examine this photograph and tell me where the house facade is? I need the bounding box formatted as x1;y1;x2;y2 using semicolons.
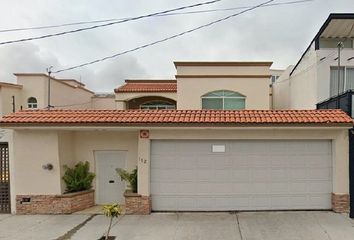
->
0;61;352;215
273;13;354;110
0;73;99;213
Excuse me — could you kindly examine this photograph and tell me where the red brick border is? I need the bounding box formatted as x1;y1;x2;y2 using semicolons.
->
124;192;151;215
332;193;349;213
16;190;94;214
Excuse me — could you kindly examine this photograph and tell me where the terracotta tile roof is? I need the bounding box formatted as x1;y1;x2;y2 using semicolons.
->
0;109;352;127
115;80;177;93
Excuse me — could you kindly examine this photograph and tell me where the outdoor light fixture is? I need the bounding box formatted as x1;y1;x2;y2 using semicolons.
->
42;163;54;171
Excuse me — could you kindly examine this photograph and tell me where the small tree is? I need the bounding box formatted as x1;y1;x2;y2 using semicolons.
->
103;203;122;240
62;161;95;193
116;167;137;193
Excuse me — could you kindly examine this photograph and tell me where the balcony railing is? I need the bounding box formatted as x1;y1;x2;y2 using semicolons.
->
317;90;354;118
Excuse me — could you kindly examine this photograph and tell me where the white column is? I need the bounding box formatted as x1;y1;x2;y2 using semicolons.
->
137;130;150;196
332;129;349;194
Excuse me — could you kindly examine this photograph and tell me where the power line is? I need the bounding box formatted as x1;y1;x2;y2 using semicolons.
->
0;0;222;45
54;0;275;74
51;100;92;108
0;0;313;33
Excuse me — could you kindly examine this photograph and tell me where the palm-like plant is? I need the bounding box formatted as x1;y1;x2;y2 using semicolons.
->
103;203;122;240
116;167;137;193
62;161;95;193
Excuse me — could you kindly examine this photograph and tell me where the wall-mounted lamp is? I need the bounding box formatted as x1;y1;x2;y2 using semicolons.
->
42;163;54;171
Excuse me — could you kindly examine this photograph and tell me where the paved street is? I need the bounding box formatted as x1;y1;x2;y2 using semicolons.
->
0;211;354;240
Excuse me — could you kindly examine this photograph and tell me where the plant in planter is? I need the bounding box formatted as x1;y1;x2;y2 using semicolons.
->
101;203;122;240
116;167;137;193
62;161;95;193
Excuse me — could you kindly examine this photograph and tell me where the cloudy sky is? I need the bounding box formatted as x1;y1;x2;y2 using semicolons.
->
0;0;352;92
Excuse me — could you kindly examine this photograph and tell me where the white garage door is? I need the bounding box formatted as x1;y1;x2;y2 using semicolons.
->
151;140;332;211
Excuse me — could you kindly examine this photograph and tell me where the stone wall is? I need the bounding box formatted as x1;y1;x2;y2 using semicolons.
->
124;192;151;215
332;193;349;213
16;190;94;214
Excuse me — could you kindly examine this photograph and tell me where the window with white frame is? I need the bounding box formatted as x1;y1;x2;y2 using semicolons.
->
140;101;175;110
27;97;38;109
201;90;246;110
330;67;354;97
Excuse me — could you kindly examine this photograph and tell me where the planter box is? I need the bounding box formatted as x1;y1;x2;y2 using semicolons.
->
16;190;94;214
124;192;151;215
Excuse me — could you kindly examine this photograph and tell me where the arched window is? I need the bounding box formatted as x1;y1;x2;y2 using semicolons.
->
201;90;245;110
27;97;38;109
140;101;175;110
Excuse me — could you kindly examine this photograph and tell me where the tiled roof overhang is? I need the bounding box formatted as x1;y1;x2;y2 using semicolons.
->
0;109;352;128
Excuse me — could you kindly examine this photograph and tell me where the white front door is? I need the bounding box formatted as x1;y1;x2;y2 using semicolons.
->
95;151;126;205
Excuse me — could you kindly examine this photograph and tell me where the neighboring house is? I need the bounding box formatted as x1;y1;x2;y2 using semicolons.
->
0;61;352;215
0;73;99;214
273;13;354;109
270;69;285;84
272;13;354;217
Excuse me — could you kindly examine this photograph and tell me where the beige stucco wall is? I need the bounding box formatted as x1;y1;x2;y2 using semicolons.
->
16;75;47;109
0;87;22;116
50;79;93;109
175;65;271;76
12;130;139;199
177;77;270;110
15;74;94;110
13;130;62;195
58;131;75;193
272;65;294;109
91;96;116;109
176;65;271;110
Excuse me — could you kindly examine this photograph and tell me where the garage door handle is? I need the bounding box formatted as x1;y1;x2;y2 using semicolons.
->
109;180;115;183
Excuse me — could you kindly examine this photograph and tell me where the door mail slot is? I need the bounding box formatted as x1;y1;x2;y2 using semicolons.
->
109;180;115;183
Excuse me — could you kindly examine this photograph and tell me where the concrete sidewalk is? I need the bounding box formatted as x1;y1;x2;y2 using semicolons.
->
0;211;353;240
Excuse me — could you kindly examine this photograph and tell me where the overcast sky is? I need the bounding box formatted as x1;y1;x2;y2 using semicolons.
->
0;0;353;92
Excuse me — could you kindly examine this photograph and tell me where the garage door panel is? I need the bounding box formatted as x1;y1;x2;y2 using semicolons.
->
250;169;271;182
214;169;233;182
151;156;176;169
231;169;250;182
151;140;332;211
177;157;197;169
310;168;332;180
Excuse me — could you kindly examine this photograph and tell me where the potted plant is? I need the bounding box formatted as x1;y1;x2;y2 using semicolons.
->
116;167;137;193
100;203;122;240
62;161;95;193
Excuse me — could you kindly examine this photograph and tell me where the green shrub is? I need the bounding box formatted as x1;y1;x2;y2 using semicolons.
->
116;167;137;193
62;161;95;193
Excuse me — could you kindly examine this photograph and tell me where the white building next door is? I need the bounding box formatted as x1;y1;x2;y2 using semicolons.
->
95;151;127;205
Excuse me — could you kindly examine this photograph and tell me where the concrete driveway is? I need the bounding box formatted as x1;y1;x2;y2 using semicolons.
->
0;211;354;240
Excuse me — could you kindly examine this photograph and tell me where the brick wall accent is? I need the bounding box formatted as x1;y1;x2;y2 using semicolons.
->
16;190;94;214
124;192;151;215
332;193;349;213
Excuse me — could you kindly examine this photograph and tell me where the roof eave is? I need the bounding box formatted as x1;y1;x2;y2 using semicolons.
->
290;13;354;76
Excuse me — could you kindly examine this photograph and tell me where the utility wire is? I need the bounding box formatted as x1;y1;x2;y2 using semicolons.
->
0;0;313;33
0;0;222;45
54;0;274;74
